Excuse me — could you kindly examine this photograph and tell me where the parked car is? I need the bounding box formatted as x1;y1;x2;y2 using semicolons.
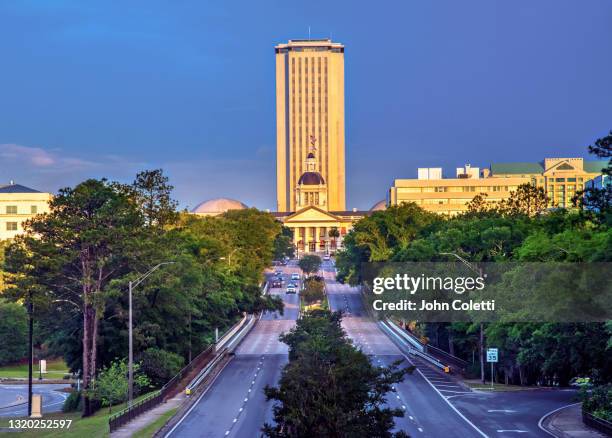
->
570;377;592;388
286;285;297;294
291;273;300;281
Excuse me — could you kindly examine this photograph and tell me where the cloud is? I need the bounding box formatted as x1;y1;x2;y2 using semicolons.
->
0;144;96;170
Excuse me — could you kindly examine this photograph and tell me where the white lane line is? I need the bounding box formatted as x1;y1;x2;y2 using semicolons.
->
165;354;234;438
381;324;488;438
537;402;581;437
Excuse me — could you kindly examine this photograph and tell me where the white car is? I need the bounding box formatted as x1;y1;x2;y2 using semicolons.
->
291;273;300;281
323;254;330;261
286;285;297;294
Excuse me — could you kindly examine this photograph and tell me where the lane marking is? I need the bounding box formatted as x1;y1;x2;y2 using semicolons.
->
537;402;581;437
380;323;488;438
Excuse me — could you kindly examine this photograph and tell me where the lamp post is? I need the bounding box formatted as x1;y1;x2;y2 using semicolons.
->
27;290;33;417
128;262;175;406
439;252;486;384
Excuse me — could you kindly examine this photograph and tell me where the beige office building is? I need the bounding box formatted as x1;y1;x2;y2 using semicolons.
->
490;158;607;208
389;158;608;215
0;183;51;240
275;39;346;212
389;165;529;216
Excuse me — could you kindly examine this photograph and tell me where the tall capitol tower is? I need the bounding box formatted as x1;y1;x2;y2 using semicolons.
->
275;39;346;212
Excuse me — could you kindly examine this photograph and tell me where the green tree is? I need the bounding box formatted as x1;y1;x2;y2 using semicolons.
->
263;310;411;437
301;277;325;305
298;255;321;276
274;226;295;260
131;169;179;228
4;179;145;416
0;299;28;365
499;183;549;216
92;359;150;413
574;130;611;224
138;348;184;387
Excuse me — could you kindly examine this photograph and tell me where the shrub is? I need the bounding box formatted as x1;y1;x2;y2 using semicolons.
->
582;384;612;421
91;359;150;413
62;391;81;412
302;279;325;305
139;348;185;387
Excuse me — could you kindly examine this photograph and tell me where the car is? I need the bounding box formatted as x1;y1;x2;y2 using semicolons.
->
271;280;282;288
323;254;330;261
288;282;298;288
286;285;297;294
275;270;283;276
570;377;592;388
291;273;300;281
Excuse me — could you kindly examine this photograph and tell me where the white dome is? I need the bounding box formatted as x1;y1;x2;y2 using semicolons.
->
191;198;248;215
369;200;387;211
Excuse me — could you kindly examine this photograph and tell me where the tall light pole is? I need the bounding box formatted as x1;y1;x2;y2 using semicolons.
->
128;262;175;406
440;252;486;384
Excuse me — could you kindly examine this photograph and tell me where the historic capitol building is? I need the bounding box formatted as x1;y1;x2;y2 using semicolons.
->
2;39;608;254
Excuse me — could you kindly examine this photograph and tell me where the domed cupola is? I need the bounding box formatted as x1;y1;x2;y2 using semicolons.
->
295;148;328;210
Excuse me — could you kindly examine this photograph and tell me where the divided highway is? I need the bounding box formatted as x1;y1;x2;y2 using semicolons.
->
168;258;576;437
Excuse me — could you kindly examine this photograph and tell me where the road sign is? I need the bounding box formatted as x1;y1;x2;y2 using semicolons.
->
487;348;498;363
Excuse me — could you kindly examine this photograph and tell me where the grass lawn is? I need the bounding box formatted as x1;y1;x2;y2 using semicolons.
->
0;390;159;437
132;407;178;438
0;358;70;380
464;380;541;392
0;410;110;438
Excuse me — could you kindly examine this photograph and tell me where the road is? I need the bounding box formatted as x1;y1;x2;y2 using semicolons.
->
168;258;577;437
0;384;69;417
166;261;300;438
322;259;578;437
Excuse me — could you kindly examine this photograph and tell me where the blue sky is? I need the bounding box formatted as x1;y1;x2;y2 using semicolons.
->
1;1;611;210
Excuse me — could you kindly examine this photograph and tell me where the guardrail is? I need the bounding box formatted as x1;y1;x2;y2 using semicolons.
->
385;319;468;373
109;283;265;433
380;320;446;371
583;409;612;435
109;345;214;432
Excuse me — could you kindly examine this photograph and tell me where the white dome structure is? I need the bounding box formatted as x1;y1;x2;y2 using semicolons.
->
191;198;248;216
369;200;387;211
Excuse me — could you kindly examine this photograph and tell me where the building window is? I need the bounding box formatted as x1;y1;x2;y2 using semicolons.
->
6;205;17;214
6;222;18;231
556;178;565;182
434;186;447;192
31;205;38;214
567;178;576;182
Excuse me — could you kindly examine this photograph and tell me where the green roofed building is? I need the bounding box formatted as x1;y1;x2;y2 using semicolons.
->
489;158;608;208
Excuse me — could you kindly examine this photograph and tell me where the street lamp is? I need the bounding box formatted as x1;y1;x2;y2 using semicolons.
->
439;252;486;384
128;262;175;406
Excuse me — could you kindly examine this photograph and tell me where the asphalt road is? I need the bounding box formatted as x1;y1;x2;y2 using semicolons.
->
167;262;299;438
323;259;577;438
0;384;70;417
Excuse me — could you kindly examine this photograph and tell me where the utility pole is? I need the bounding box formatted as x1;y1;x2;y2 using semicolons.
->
128;262;175;407
27;290;33;417
128;280;133;405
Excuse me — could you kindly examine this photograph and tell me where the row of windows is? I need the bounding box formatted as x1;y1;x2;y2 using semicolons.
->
398;186;518;194
1;205;38;214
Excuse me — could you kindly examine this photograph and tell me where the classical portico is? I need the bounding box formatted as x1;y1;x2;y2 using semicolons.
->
272;206;366;255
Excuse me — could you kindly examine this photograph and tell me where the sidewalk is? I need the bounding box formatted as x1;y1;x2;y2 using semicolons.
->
542;403;607;438
110;393;185;438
